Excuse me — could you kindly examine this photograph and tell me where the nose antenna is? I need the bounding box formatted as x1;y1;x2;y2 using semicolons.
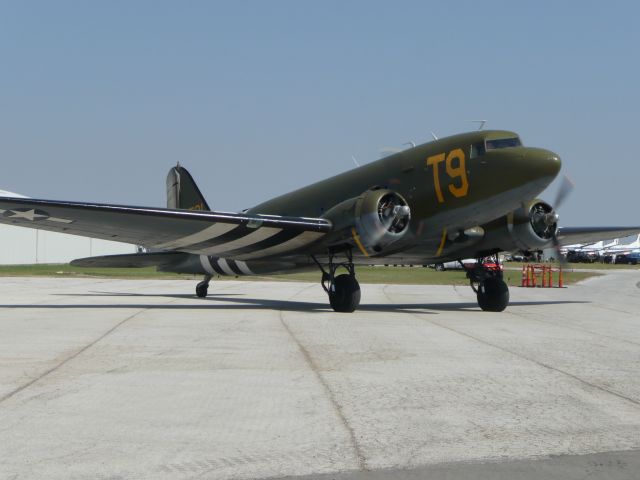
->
468;120;487;131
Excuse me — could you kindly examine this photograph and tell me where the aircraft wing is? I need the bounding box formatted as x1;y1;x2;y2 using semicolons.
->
0;197;332;260
557;227;640;246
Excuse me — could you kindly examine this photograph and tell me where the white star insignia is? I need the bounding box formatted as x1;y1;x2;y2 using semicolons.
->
3;207;73;224
8;209;49;221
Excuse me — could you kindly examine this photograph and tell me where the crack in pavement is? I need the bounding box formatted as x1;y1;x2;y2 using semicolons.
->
506;309;640;348
0;297;178;405
382;285;640;410
278;285;368;472
0;279;248;406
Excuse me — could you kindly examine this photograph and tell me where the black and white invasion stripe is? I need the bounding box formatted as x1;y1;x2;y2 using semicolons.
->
199;255;255;276
157;221;327;260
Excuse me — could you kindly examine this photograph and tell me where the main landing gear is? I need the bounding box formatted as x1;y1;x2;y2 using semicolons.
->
195;274;212;298
465;255;509;312
313;250;361;313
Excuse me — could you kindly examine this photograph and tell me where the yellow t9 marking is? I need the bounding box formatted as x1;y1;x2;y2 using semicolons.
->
426;153;446;202
427;148;469;203
446;148;469;198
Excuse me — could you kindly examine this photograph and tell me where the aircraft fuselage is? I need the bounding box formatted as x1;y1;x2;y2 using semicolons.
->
248;130;560;264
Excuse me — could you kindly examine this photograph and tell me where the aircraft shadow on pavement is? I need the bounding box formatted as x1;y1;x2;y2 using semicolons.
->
53;292;244;299
1;292;588;314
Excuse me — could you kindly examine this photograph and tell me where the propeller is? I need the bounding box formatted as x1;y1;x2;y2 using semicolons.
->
550;175;575;264
554;175;574;210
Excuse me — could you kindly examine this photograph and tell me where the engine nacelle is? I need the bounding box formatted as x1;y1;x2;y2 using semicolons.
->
506;200;558;251
322;188;411;254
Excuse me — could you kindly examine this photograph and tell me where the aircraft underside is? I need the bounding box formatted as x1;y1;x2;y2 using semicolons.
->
147;250;512;313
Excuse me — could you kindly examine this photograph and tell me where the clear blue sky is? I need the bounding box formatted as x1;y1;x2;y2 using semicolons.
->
1;1;638;225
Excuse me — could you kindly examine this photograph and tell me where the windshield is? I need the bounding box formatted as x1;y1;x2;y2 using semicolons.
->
485;137;521;150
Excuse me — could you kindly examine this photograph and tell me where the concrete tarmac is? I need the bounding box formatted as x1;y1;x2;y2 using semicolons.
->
1;271;639;479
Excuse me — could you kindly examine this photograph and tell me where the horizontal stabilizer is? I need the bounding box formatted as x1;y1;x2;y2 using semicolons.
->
71;251;189;268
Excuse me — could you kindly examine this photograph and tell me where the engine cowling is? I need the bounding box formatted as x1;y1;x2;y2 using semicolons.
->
322;189;411;254
507;200;558;251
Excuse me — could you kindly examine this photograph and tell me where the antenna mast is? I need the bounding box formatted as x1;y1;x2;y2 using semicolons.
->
468;120;487;131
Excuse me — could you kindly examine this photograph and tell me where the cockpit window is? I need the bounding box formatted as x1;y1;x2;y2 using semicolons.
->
485;137;521;150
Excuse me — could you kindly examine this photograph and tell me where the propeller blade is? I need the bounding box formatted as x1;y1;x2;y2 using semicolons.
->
548;175;574;267
552;236;567;267
554;175;575;210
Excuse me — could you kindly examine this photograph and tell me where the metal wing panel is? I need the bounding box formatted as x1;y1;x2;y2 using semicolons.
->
0;197;331;259
557;227;640;246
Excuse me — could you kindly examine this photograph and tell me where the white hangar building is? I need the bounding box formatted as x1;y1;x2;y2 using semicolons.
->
0;189;136;265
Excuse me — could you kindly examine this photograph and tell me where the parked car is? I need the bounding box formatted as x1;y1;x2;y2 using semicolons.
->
628;252;640;265
565;250;598;263
615;253;640;265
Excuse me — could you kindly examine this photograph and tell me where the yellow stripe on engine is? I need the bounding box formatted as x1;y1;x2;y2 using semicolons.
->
351;227;369;257
436;228;447;257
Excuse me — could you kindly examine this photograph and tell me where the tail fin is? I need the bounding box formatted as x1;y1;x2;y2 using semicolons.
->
166;164;211;211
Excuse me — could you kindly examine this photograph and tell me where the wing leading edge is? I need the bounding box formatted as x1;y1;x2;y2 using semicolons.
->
0;197;331;260
557;227;640;246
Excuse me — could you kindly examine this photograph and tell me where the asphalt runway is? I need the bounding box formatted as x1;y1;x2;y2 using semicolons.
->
1;271;639;479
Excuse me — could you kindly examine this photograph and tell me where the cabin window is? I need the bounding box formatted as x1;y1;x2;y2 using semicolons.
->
470;142;486;159
485;137;521;150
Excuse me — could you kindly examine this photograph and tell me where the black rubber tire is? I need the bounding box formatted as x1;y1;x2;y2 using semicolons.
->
435;263;445;272
329;274;361;313
477;278;509;312
196;282;209;298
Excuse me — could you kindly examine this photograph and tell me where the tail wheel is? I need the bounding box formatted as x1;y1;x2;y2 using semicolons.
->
195;277;211;298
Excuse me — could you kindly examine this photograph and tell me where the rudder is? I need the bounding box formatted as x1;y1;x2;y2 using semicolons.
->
166;164;211;211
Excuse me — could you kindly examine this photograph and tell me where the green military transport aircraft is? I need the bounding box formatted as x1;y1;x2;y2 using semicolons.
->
1;130;638;312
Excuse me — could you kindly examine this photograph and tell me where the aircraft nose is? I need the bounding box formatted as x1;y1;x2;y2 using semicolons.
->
524;148;562;179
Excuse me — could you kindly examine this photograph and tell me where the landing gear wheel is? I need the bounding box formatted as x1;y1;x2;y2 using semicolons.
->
313;250;361;313
196;282;208;298
195;278;210;298
477;278;509;312
329;274;361;313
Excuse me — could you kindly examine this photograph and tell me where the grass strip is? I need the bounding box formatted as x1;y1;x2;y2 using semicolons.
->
0;264;599;286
